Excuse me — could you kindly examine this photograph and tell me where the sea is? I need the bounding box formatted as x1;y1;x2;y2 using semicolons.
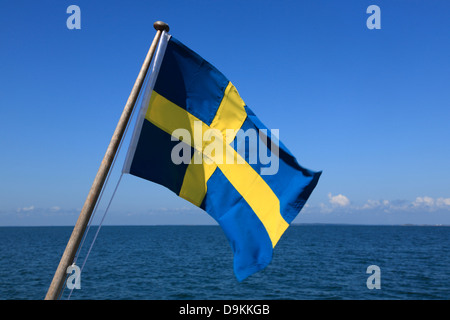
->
0;224;449;300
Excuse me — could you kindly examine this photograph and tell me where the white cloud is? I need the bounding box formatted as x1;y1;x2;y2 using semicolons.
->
357;196;450;213
328;193;350;207
361;199;393;210
16;205;35;213
436;197;450;207
309;194;450;216
411;196;450;210
413;196;435;207
362;199;382;209
295;194;450;225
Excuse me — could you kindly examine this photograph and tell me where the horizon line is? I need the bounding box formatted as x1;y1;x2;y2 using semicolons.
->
1;222;449;228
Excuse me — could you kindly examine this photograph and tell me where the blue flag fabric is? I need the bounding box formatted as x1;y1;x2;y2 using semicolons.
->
124;33;321;281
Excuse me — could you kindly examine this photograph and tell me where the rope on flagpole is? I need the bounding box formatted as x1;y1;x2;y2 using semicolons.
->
63;49;152;299
67;173;124;300
57;134;123;299
62;35;158;298
45;21;170;300
46;21;170;300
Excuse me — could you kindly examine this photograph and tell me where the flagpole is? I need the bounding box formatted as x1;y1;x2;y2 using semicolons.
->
44;21;170;300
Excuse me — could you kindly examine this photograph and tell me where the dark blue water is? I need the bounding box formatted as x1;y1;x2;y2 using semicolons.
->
0;225;449;300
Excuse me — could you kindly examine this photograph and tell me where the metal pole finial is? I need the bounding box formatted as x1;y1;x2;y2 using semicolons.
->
153;21;170;32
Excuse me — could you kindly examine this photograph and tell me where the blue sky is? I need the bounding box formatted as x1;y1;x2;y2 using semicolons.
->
1;1;449;226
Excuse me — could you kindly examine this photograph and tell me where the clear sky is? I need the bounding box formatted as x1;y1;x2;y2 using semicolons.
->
1;1;449;226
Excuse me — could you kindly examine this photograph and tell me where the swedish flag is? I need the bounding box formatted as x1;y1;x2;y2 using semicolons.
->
124;32;321;281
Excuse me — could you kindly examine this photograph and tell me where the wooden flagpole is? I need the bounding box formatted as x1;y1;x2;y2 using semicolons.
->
44;21;170;300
